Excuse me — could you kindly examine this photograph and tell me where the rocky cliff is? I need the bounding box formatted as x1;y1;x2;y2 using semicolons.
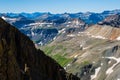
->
0;18;80;80
98;14;120;28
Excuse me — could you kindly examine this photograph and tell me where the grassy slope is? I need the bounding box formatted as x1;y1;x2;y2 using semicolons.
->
41;45;72;67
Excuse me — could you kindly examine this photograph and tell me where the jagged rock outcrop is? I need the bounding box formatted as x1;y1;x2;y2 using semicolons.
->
0;18;80;80
98;14;120;28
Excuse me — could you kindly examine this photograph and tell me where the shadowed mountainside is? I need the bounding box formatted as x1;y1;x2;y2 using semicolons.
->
0;18;80;80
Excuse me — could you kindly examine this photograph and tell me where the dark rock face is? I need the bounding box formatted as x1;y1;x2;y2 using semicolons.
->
12;18;35;28
31;28;58;45
0;18;80;80
75;64;94;80
98;14;120;28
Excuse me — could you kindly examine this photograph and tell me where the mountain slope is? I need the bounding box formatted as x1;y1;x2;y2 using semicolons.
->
98;14;120;28
85;24;120;40
41;19;120;80
0;18;79;80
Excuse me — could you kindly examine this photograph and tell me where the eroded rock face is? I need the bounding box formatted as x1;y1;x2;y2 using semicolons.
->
0;18;80;80
98;14;120;28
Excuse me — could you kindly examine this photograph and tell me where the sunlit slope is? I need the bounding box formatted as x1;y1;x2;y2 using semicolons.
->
41;24;120;80
85;25;120;40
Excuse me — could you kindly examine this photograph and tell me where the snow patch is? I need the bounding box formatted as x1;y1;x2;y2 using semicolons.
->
67;34;75;37
108;61;111;64
85;32;107;40
26;22;53;27
74;55;78;58
58;28;65;33
1;16;6;20
116;36;120;40
1;16;19;23
38;42;43;46
67;64;71;67
68;22;71;23
80;44;83;47
78;32;84;34
91;67;101;80
105;57;120;75
91;35;106;39
31;31;35;36
101;63;103;66
92;61;95;64
83;46;90;50
53;37;56;40
64;63;71;70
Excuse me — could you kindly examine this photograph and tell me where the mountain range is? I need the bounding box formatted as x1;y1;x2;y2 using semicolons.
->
0;9;120;80
1;9;120;45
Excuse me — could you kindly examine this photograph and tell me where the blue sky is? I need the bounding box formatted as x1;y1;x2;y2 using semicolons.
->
0;0;120;13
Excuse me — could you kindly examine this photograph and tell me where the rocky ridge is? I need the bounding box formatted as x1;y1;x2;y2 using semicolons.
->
0;18;79;80
98;14;120;28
